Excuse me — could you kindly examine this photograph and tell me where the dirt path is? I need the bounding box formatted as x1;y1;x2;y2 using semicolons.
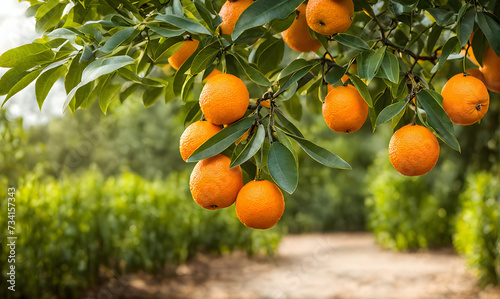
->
104;233;500;299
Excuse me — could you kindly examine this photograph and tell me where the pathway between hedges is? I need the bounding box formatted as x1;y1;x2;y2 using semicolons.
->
100;233;500;299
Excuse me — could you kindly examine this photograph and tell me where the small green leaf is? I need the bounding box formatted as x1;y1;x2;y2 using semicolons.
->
231;0;303;40
426;8;455;26
100;27;138;54
348;74;373;107
230;124;265;168
333;34;370;51
358;47;385;82
375;100;407;127
283;130;351;169
0;43;54;68
324;65;347;86
416;89;460;152
155;14;212;35
99;83;121;114
426;24;442;55
228;52;271;86
274;109;304;137
431;36;459;74
476;12;500;57
256;37;284;74
2;69;42;106
267;142;298;194
35;64;68;109
278;60;319;95
458;9;475;48
147;25;185;38
190;41;220;74
283;94;302;121
377;51;399;83
187;117;254;162
183;101;201;127
142;86;164;108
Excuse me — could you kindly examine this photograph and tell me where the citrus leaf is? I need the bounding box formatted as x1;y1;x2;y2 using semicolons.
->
375;100;407;127
2;69;42;106
358;47;385;82
155;14;212;35
282;130;351;169
274;109;304;137
377;51;399;83
283;94;302;121
476;12;500;57
35;64;68;110
348;74;373;107
187;117;254;162
230;124;265;168
426;8;455;26
277;60;320;95
0;43;54;68
190;41;220;74
100;27;138;54
267;142;298;194
333;34;370;51
325;65;347;86
416;89;460;152
431;36;460;74
99;83;121;114
426;24;442;55
228;52;271;86
147;25;185;38
231;0;303;40
183;100;201;127
457;9;474;48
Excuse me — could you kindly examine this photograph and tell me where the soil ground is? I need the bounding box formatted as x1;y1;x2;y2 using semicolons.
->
98;233;500;299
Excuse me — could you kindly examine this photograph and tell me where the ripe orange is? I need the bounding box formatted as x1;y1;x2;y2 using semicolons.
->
203;68;222;82
322;85;368;133
199;73;249;125
282;3;321;53
168;39;199;70
306;0;354;36
389;124;440;176
441;73;489;125
235;180;285;229
180;121;222;161
190;154;243;210
219;0;253;35
480;46;500;93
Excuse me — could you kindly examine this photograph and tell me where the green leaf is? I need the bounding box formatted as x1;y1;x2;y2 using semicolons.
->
173;53;196;96
147;25;185;38
377;51;399;83
155;14;212;35
278;59;320;95
457;9;475;48
283;130;351;169
274;109;304;137
182;0;211;30
324;65;347;86
255;37;284;74
120;82;140;103
358;47;385;82
153;36;185;63
228;52;271;86
283;94;302;121
35;1;67;33
231;0;303;40
426;8;455;26
187;117;254;162
416;89;460;152
183;101;201;127
99;83;121;114
0;43;54;68
348;74;373;107
64;55;135;109
476;12;500;57
2;69;42;105
267;142;298;194
190;41;220;74
333;34;370;51
35;64;68;109
100;27;138;54
471;30;488;66
230;124;265;168
142;86;164;108
375;100;407;127
426;24;442;55
431;36;459;74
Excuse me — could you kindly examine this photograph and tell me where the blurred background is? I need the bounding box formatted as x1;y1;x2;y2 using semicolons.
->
0;0;499;298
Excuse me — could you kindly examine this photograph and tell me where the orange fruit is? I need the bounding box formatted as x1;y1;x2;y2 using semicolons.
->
235;180;285;229
180;121;222;161
327;74;349;93
168;39;199;70
389;124;440;176
306;0;354;36
199;73;249;125
466;68;486;85
441;73;490;125
190;154;243;210
322;85;368;133
480;46;500;93
260;99;271;108
219;0;253;35
203;68;222;82
282;3;321;53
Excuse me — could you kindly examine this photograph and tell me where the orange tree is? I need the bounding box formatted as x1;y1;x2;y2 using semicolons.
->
1;0;499;228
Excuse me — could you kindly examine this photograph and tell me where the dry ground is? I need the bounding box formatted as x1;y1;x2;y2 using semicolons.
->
96;233;500;299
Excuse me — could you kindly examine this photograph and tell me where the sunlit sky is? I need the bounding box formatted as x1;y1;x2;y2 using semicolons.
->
0;0;66;125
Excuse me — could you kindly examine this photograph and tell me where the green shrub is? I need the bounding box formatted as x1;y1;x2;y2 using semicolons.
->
454;171;500;287
0;169;283;299
365;153;460;250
